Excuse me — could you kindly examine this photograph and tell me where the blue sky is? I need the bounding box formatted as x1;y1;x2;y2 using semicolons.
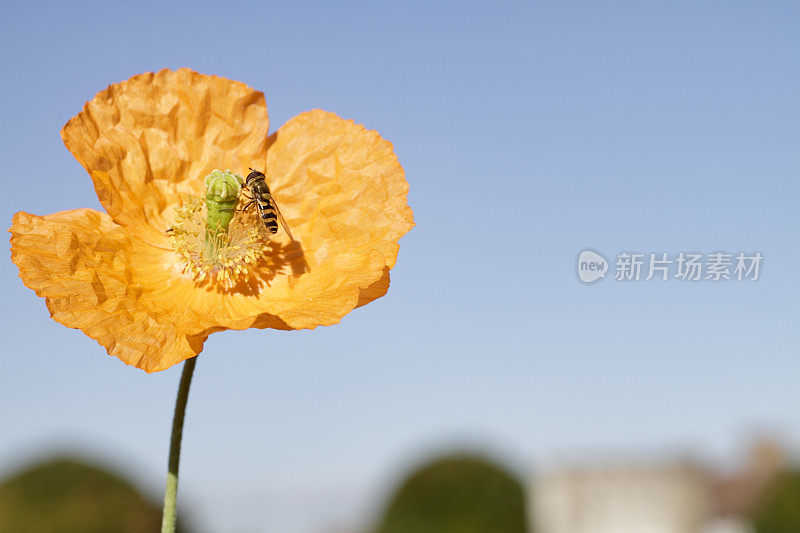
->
1;2;799;531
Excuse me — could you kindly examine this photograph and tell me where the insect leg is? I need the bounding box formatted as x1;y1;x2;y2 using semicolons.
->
218;201;255;214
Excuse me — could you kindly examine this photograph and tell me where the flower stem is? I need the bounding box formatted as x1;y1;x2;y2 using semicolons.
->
161;356;198;533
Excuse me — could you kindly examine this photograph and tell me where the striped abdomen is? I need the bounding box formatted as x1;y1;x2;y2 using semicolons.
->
255;195;279;234
246;171;279;234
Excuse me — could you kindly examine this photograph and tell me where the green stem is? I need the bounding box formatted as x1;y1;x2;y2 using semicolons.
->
161;356;198;533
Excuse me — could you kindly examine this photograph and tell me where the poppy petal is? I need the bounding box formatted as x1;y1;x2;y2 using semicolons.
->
171;110;413;331
60;69;269;245
10;209;205;372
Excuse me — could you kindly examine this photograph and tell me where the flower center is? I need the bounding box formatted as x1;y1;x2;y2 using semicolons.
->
167;170;272;289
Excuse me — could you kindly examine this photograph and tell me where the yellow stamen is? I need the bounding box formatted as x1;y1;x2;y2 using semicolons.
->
167;197;272;289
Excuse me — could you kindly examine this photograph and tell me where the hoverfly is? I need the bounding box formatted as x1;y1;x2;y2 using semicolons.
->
242;168;294;241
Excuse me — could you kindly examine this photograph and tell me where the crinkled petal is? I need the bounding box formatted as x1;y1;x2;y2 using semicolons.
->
10;210;206;372
61;68;269;245
125;110;414;335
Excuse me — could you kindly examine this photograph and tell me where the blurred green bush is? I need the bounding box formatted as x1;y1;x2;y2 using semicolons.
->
0;456;184;533
751;469;800;533
374;453;528;533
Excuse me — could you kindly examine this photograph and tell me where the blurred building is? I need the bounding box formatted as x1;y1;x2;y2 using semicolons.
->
533;461;711;533
710;439;787;523
532;438;786;533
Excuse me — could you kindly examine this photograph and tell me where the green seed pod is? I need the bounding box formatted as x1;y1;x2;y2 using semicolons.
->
204;169;243;237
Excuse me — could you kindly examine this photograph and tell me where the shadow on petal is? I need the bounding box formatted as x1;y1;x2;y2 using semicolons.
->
195;239;310;297
357;266;391;308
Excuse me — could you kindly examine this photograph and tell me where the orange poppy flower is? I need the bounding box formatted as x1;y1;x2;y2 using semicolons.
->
10;68;413;373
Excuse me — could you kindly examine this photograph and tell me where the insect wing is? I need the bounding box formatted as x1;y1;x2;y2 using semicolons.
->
268;194;295;242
